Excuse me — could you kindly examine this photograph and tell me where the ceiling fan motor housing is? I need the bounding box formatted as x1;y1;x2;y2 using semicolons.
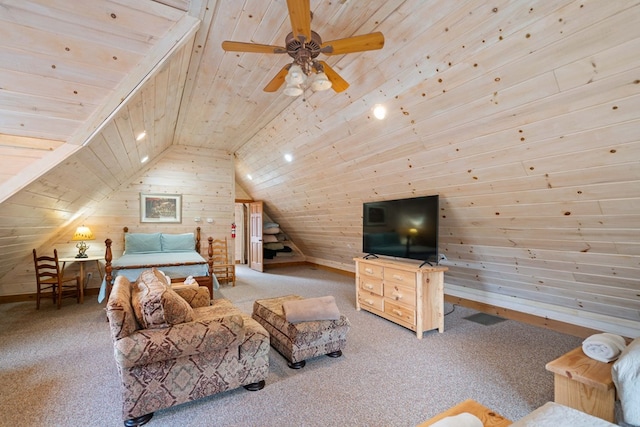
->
285;30;323;59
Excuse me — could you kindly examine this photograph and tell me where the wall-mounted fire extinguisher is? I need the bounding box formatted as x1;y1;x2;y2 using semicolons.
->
231;222;236;238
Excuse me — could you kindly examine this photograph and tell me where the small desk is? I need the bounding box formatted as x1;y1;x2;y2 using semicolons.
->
545;346;615;422
59;255;104;304
417;399;511;426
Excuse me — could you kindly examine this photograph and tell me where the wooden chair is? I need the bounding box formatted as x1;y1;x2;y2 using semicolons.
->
211;238;236;286
33;249;81;309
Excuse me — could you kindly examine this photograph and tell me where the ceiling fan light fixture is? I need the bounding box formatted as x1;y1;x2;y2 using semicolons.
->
283;82;303;96
311;72;332;91
285;64;306;85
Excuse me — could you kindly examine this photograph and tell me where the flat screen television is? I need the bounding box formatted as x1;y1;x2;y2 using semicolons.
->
362;195;439;265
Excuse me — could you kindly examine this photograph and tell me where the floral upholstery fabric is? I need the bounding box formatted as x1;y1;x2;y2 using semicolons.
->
252;295;350;364
173;285;211;308
107;276;140;340
113;311;245;368
107;275;270;421
131;269;194;328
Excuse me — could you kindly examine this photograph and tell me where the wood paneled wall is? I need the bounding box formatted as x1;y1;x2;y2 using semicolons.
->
0;145;233;297
234;1;640;336
0;1;638;337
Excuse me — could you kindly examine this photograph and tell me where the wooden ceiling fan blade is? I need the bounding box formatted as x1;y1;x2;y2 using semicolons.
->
222;41;287;54
263;65;291;92
286;0;311;41
321;32;385;55
319;61;349;93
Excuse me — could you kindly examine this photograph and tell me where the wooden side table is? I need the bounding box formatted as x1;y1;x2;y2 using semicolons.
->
60;255;104;304
545;346;615;423
417;399;511;426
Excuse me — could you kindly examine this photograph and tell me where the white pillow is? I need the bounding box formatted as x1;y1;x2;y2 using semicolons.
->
612;338;640;425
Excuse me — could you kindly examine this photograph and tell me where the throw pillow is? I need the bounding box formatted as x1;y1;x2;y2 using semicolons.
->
152;267;171;285
160;233;195;252
282;296;341;323
161;287;194;326
124;232;162;254
131;270;194;328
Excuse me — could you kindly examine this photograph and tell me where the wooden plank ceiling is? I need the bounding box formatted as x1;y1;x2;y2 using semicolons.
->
0;0;638;334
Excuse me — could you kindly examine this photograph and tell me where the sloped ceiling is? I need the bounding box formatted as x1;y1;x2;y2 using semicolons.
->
0;0;639;334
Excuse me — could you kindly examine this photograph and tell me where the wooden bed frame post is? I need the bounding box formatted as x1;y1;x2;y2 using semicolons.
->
208;237;214;294
105;238;113;302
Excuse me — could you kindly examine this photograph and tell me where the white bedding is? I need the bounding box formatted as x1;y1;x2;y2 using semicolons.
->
613;338;640;425
511;402;617;427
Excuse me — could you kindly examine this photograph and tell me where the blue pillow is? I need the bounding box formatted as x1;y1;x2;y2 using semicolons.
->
161;233;195;252
125;233;162;254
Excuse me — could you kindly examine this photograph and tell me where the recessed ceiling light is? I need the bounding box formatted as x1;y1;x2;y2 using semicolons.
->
373;104;386;120
284;154;293;162
136;131;147;141
140;156;149;163
247;174;253;180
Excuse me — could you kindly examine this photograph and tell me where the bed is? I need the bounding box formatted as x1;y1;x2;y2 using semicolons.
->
99;227;218;303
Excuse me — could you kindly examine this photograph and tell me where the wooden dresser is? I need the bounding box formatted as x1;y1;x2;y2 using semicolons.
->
354;257;447;339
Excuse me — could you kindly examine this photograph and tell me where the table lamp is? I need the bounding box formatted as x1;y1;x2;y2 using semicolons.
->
72;225;94;258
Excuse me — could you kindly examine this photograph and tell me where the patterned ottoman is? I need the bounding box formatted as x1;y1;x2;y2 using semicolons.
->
252;295;350;369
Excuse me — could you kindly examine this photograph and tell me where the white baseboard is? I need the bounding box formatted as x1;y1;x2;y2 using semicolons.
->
445;284;640;338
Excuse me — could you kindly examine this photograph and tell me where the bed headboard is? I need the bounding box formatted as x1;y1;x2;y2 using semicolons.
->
121;226;202;252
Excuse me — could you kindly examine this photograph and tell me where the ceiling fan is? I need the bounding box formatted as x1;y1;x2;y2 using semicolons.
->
221;0;384;95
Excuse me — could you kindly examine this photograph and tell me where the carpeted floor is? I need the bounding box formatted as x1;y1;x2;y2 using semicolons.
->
0;264;584;426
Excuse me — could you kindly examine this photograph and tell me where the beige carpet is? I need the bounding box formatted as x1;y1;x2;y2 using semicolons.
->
0;264;583;426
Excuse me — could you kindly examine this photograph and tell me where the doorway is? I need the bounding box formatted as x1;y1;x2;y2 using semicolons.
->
234;201;263;272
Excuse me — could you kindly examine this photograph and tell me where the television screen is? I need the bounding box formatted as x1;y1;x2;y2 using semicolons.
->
362;195;439;264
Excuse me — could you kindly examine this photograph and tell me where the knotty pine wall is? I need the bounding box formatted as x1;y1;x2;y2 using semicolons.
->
1;1;638;338
0;145;234;297
234;2;640;336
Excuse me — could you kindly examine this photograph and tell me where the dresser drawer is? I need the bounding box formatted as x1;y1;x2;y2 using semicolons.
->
360;277;383;296
358;292;384;312
383;282;416;307
385;300;416;325
359;262;384;279
383;267;415;286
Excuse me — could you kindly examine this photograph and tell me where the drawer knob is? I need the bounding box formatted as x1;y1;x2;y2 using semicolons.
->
365;283;374;290
392;291;403;300
392;274;403;281
364;299;375;306
392;309;403;316
365;268;373;274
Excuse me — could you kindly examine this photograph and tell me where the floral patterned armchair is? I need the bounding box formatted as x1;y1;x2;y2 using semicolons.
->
106;271;269;426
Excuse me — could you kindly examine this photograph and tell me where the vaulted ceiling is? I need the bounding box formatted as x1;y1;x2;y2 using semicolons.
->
1;0;639;335
0;0;403;199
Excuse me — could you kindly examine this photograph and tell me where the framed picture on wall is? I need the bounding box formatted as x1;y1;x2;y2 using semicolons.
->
140;193;182;223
